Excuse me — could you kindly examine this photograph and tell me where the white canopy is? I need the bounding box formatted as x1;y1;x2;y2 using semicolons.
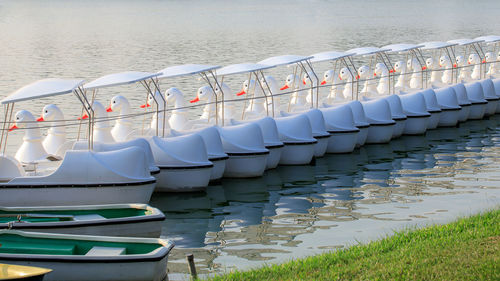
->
310;51;354;63
420;41;457;50
1;78;85;104
258;55;313;67
84;71;160;90
382;43;424;53
157;64;221;79
447;38;484;46
347;47;390;56
474;35;500;43
216;63;275;76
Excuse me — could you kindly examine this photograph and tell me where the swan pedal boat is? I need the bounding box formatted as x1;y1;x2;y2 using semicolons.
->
0;79;156;206
84;71;214;192
0;230;174;281
0;263;52;281
0;204;164;238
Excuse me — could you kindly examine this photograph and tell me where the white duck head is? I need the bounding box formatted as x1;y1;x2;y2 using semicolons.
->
438;56;452;68
214;82;237;120
165;87;187;111
107;95;133;142
191;86;216;120
38;104;65;132
238;79;265;97
425;57;435;70
485;52;494;63
37;104;66;155
321;70;335;84
142;91;166;111
338;67;354;81
10;110;42;139
468;53;481;65
455;55;466;67
374;63;390;77
393;61;407;73
357;65;371;80
10;110;48;163
407;58;422;71
79;100;112;129
280;74;301;90
108;95;131;115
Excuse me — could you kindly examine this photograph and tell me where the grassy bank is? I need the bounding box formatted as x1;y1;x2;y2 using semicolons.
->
210;209;499;281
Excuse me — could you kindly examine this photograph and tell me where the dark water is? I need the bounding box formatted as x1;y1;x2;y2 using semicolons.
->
150;116;500;277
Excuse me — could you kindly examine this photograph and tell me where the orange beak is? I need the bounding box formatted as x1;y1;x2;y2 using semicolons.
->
422;66;427;70
78;114;89;120
482;60;486;63
140;104;151;108
374;73;377;76
302;79;306;85
106;105;113;112
389;69;395;73
37;116;44;122
355;75;360;80
190;96;200;103
8;125;18;131
453;64;457;68
338;74;342;80
468;62;471;65
236;90;246;96
320;80;326;85
280;85;289;90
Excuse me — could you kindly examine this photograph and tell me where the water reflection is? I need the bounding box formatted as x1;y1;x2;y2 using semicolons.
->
149;117;500;275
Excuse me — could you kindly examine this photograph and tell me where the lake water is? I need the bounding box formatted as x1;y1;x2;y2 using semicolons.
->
1;0;500;279
158;116;500;278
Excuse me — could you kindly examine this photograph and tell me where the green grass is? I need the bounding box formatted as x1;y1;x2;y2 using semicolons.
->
210;209;500;281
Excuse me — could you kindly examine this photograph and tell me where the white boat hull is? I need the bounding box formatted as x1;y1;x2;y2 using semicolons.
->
313;136;329;157
266;146;283;169
468;103;487;120
458;105;471;122
392;119;406;139
154;166;212;192
356;126;369;147
426;112;441;129
279;143;316;165
209;157;227;181
2;256;169;281
223;153;268;178
485;99;498;116
437;109;460;127
326;131;358;153
366;124;394;144
0;183;155;207
403;116;429;135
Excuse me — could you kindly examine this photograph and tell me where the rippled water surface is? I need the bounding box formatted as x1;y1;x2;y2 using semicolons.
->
1;0;500;278
156;117;500;277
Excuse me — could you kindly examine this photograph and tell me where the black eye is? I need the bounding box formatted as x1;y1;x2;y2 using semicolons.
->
113;101;116;103
45;110;48;113
16;117;19;120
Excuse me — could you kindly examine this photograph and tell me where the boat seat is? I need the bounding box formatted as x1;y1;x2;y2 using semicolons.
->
85;246;126;256
0;241;76;255
73;214;106;221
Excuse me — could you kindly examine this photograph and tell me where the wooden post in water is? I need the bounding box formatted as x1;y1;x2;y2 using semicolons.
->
186;254;197;280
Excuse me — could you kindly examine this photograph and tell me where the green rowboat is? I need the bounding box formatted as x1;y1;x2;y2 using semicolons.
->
0;204;164;238
0;230;174;281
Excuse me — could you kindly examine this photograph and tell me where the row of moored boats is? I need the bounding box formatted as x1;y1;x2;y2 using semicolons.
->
0;35;500;280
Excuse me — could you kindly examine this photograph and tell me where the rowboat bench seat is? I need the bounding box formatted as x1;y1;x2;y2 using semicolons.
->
73;214;106;221
85;246;126;256
0;241;76;255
